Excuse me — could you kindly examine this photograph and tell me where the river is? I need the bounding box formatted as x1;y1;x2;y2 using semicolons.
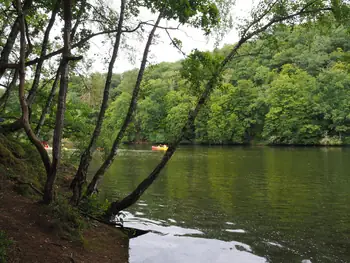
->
89;146;350;263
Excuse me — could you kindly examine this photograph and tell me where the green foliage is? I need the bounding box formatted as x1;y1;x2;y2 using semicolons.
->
134;0;220;34
181;49;223;95
263;64;320;144
207;81;261;144
90;20;350;146
79;195;111;218
0;231;12;263
3;7;350;148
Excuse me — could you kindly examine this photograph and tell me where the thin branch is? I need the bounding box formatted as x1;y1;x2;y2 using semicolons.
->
26;20;178;67
71;0;87;38
24;18;33;55
165;29;186;57
141;22;180;30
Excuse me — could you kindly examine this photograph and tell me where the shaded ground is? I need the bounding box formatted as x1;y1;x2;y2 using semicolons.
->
0;175;129;263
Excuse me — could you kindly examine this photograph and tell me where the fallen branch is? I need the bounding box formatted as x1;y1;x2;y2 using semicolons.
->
11;176;44;196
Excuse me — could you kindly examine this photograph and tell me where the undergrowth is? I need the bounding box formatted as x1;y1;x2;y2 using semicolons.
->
79;195;111;219
45;197;86;242
0;231;12;263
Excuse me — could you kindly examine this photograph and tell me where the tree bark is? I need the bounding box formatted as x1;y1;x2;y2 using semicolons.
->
0;0;33;80
16;0;51;177
105;2;330;216
85;13;163;198
70;0;127;205
35;66;60;136
43;0;72;204
26;0;61;106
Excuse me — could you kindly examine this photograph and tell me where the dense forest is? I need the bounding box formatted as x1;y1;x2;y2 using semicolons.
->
3;20;349;148
0;0;349;214
100;22;350;146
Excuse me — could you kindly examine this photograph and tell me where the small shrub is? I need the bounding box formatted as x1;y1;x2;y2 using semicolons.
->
0;231;12;263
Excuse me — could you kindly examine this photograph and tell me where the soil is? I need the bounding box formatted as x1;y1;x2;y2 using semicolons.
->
0;175;129;263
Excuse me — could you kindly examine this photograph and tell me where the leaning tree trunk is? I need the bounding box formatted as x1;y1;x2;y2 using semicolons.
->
105;2;330;217
70;0;127;205
85;13;163;198
0;0;32;81
43;0;72;204
16;0;51;176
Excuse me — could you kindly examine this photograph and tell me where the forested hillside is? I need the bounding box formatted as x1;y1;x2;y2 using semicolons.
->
6;19;348;147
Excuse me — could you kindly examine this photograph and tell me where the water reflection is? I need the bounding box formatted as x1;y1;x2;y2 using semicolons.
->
124;212;266;263
90;146;350;262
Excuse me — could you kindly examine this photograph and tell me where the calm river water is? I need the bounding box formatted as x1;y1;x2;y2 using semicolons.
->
89;146;350;263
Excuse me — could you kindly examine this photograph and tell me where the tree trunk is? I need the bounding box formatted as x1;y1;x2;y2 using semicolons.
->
43;0;72;204
16;0;51;177
26;0;61;106
35;66;60;136
85;13;163;198
70;0;126;205
0;0;33;80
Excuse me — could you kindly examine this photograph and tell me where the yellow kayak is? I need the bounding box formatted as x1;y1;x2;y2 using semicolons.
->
152;145;168;151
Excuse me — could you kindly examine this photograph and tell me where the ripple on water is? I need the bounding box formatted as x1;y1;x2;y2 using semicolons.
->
129;233;266;263
225;229;246;233
266;241;284;248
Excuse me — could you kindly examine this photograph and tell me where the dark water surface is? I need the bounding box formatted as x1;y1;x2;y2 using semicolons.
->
89;146;350;263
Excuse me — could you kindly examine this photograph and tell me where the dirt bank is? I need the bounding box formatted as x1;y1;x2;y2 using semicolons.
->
0;174;129;263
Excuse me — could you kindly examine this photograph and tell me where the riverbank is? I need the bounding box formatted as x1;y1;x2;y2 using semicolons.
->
0;135;129;263
0;173;129;263
123;140;349;147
